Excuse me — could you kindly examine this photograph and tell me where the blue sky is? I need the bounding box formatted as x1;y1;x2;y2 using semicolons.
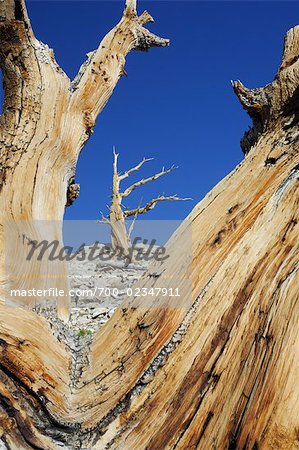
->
1;1;298;220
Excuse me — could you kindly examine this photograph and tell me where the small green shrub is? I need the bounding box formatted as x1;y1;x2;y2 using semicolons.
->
78;329;93;337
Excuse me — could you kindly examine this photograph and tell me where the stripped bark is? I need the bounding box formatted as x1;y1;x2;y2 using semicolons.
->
232;26;299;154
0;0;169;320
0;7;298;450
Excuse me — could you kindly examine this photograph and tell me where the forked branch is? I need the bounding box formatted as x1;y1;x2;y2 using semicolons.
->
70;0;169;119
121;165;177;197
124;195;191;217
119;157;154;181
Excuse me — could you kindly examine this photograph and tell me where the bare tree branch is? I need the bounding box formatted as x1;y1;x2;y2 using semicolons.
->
232;25;299;154
70;0;169;120
124;0;137;17
119;157;154;181
113;146;119;177
97;210;110;224
138;11;155;26
121;165;177;197
128;197;143;237
124;195;191;217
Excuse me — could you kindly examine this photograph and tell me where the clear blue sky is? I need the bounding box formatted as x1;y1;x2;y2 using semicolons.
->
1;1;298;220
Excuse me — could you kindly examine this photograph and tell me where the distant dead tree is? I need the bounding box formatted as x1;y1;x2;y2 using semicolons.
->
99;149;190;258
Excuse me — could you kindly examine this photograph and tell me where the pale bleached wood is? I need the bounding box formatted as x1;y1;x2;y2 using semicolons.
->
0;8;298;450
0;116;297;448
0;0;169;321
103;151;188;258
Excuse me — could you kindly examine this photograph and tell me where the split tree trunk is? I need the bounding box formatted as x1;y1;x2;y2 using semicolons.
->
0;0;168;320
0;3;298;450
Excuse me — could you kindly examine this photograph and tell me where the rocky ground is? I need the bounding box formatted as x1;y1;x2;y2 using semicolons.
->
35;244;151;383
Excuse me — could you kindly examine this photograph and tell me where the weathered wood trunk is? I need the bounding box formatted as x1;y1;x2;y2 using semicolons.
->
0;1;298;448
0;0;168;320
109;151;132;258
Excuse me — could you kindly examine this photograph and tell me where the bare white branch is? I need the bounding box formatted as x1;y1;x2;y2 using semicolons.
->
97;211;110;224
128;197;143;237
124;195;191;217
121;165;177;197
113;147;119;177
119;157;154;181
70;0;169;120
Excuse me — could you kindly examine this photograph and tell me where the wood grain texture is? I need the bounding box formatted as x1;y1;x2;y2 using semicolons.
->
0;2;298;449
0;0;169;321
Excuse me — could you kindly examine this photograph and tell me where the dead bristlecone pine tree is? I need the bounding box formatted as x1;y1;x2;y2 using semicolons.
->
99;148;190;260
0;0;298;448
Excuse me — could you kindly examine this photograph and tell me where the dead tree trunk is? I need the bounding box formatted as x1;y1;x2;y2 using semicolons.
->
109;150;132;258
101;149;188;259
0;6;298;450
0;0;169;321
